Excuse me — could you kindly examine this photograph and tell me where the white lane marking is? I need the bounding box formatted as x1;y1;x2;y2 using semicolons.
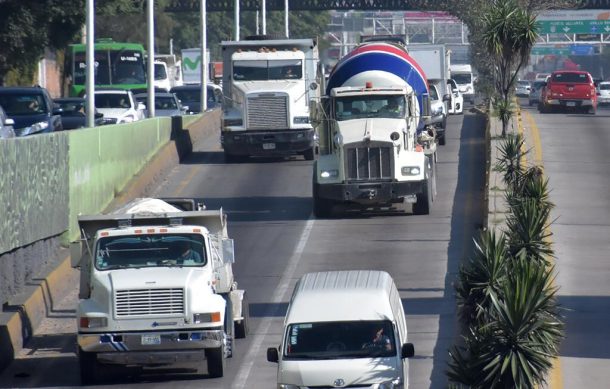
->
231;217;315;388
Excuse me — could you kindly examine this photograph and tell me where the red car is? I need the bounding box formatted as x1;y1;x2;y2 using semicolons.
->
539;70;597;114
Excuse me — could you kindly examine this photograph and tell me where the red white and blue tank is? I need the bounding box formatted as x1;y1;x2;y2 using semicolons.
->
326;42;429;112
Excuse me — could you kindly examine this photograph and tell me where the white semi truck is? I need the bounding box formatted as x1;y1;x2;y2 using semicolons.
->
312;40;437;217
73;198;248;383
220;37;321;162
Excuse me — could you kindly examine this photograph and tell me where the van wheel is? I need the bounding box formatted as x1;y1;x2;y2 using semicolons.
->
235;294;249;339
206;346;225;378
413;165;432;215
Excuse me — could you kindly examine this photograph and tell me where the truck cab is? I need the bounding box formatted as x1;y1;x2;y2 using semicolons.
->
220;38;320;162
73;198;249;383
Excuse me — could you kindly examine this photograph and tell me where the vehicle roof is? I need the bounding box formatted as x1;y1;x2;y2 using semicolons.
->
94;89;131;94
54;97;85;102
0;87;47;94
134;92;175;98
285;270;398;323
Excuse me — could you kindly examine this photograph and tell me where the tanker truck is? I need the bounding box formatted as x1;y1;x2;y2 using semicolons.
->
72;198;249;383
312;41;438;217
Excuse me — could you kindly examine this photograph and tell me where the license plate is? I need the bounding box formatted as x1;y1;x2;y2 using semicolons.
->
141;334;161;345
567;102;576;107
262;143;276;150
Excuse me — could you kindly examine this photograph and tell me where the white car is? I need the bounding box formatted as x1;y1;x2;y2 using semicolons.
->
515;80;531;97
447;78;464;115
134;92;187;117
597;81;610;105
426;82;449;145
93;89;146;124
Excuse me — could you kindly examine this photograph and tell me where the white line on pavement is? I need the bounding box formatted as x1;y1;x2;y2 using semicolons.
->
231;217;315;388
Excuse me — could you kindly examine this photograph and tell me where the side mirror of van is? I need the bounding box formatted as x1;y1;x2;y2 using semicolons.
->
442;94;451;102
401;343;415;359
267;347;279;363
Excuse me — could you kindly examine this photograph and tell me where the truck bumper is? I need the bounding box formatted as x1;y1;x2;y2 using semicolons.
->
78;328;224;365
316;181;424;204
221;129;314;157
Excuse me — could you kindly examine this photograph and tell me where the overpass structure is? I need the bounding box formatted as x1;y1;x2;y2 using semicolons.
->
163;0;610;12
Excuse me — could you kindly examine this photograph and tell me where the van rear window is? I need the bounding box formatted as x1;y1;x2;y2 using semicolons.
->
551;73;590;83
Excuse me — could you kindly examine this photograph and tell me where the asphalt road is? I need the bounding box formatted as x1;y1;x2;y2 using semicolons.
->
519;100;610;389
0;110;486;389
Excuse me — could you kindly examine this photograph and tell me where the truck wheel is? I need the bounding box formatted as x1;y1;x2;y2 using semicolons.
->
303;147;315;161
79;349;97;385
313;185;333;218
234;293;249;339
589;106;597;115
438;134;446;146
413;166;432;215
206;346;226;378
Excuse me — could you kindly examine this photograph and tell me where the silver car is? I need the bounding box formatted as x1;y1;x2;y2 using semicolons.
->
515;80;531;97
528;80;547;106
134;92;187;117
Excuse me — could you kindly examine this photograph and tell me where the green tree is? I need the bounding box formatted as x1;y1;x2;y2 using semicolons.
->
0;0;85;85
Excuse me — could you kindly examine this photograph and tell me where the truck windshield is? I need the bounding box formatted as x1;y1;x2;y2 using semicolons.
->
94;233;206;270
283;320;396;360
335;95;406;120
233;59;302;81
452;73;472;84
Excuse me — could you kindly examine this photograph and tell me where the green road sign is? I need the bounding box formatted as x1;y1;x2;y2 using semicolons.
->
537;20;610;35
531;47;571;55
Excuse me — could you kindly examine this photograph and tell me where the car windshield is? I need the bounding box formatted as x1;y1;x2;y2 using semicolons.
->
95;233;206;270
56;100;85;113
154;64;167;80
283;320;396;360
95;93;131;109
173;89;200;102
599;83;610;90
156;96;178;109
452;73;472;84
552;73;590;83
335;95;406;120
0;93;48;116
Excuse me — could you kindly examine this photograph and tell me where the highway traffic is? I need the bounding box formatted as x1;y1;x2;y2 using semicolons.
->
0;111;485;388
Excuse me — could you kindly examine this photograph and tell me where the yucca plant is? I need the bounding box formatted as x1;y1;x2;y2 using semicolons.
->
495;133;526;189
507;165;554;211
476;259;563;388
455;230;510;326
505;198;554;266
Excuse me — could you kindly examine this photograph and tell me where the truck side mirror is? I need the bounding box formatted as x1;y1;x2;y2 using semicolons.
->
70;241;83;268
442;94;451;102
222;238;235;264
421;93;431;118
267;347;279;362
401;343;415;358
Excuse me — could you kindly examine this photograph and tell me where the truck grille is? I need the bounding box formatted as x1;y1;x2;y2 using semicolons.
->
115;288;185;317
345;143;393;181
247;95;288;129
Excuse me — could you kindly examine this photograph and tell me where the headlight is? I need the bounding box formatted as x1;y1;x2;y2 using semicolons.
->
278;385;300;389
376;379;403;389
193;312;222;324
293;116;310;124
401;166;420;176
79;316;108;329
22;120;49;135
320;169;339;178
224;118;243;126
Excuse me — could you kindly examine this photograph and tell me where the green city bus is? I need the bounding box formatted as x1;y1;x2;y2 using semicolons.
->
67;39;147;97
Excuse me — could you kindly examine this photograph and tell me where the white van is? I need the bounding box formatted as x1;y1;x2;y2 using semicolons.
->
267;270;415;388
450;64;475;103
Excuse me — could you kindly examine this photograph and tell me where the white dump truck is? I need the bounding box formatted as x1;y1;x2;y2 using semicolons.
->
220;37;321;162
312;40;437;217
72;198;248;383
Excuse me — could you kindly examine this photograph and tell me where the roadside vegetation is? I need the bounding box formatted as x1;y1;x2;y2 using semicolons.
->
447;134;564;388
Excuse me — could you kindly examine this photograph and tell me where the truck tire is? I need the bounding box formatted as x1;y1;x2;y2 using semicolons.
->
79;349;97;385
206;346;226;378
303;147;315;161
235;293;249;339
413;165;432;215
313;186;333;218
